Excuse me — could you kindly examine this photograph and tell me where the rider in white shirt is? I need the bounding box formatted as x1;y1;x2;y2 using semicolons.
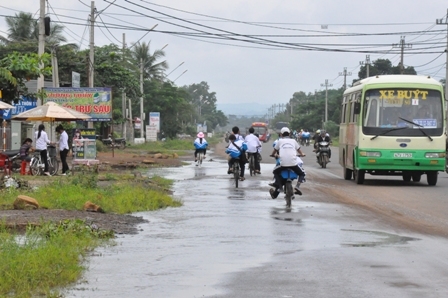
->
269;127;306;199
231;126;245;142
245;127;262;174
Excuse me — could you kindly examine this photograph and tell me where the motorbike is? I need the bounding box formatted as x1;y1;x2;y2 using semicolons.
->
0;150;22;174
279;169;298;208
101;135;126;150
316;141;330;168
304;138;310;147
270;154;303;208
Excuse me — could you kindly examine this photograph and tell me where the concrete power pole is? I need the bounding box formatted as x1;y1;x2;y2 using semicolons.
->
339;67;352;90
359;55;371;78
436;10;448;101
321;79;333;126
89;1;95;88
122;33;126;140
51;47;59;87
37;0;45;105
393;36;412;74
140;58;144;139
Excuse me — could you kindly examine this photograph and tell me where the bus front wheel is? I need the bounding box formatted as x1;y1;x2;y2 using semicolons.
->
344;167;353;180
354;169;365;184
427;171;438;186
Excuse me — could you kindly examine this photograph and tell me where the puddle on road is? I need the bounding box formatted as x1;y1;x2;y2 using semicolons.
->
270;207;305;224
341;229;420;247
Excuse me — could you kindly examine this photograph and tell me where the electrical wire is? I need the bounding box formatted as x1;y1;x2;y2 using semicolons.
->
47;1;87;47
97;13;121;43
429;63;446;77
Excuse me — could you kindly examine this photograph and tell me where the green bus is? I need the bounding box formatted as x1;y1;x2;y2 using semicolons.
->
339;75;446;185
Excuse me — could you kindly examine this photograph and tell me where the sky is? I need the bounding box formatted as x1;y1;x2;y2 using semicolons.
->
0;0;447;116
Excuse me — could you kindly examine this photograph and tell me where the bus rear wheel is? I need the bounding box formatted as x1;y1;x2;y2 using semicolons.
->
426;171;438;186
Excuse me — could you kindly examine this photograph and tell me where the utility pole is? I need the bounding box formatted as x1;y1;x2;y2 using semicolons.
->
359;55;371;78
339;67;352;90
37;0;45;105
321;79;333;126
393;36;412;74
89;1;95;88
436;10;448;101
140;58;144;139
51;47;59;87
122;33;126;140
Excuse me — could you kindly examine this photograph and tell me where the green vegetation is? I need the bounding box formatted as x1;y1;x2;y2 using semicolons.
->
129;136;219;154
0;174;181;214
0;173;181;297
0;220;113;297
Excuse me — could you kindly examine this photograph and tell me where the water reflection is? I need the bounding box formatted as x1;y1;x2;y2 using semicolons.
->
228;188;246;200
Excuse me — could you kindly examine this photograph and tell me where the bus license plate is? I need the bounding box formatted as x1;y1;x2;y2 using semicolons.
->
394;153;412;158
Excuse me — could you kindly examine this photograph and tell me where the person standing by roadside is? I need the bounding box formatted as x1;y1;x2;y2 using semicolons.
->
56;125;70;175
34;124;51;176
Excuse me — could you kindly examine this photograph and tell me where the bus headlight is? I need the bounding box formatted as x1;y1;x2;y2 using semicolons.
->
360;151;381;157
425;152;446;158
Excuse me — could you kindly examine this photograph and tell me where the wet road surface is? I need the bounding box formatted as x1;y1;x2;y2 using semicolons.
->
66;145;448;298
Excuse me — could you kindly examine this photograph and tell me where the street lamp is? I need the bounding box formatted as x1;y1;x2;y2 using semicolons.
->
166;62;185;78
173;70;188;83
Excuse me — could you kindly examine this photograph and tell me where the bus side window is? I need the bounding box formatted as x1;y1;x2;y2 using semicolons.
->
341;95;349;124
350;93;357;123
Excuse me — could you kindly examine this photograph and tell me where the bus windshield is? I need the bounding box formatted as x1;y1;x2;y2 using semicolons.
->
252;126;267;135
363;88;443;129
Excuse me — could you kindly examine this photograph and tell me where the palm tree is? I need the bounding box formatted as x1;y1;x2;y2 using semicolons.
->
5;12;35;42
131;41;168;80
4;12;67;46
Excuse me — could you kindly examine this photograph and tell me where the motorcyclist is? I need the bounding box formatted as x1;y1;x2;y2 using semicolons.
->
312;129;321;144
269;127;306;199
302;129;310;145
314;129;332;161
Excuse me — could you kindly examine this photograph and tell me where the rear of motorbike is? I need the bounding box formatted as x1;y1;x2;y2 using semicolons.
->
280;169;298;208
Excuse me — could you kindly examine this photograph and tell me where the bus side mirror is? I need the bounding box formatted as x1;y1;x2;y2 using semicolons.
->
354;102;361;114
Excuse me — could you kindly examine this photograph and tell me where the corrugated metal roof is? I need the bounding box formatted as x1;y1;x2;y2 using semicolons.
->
24;80;54;92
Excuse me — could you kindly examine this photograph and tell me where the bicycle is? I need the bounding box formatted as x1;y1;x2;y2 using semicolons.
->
247;152;257;176
30;147;59;176
232;158;240;188
196;150;205;167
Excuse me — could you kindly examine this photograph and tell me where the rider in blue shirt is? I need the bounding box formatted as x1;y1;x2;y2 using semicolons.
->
194;132;208;162
226;134;248;181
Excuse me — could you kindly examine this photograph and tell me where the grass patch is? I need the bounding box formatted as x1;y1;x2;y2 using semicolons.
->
0;174;181;214
128;136;220;154
0;220;114;297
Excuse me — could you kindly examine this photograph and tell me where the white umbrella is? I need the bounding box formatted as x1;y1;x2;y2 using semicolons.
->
12;101;91;122
0;101;14;109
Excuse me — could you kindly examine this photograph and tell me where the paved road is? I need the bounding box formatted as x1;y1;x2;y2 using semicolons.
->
66;140;448;298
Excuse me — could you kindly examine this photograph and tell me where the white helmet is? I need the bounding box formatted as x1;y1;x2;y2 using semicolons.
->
280;127;290;134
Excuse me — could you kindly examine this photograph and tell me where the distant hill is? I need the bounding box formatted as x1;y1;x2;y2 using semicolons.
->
217;102;270;117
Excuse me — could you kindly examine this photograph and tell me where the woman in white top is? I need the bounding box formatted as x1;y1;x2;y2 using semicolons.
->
56;124;70;175
34;124;51;176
